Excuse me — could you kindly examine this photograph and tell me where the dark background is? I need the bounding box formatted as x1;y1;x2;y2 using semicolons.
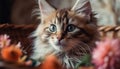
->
0;0;13;23
0;0;73;24
0;0;72;24
0;0;39;24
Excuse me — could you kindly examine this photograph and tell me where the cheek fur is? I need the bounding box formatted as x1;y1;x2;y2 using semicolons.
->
49;35;58;44
62;39;78;51
63;38;91;54
49;36;61;51
41;34;49;40
40;29;52;42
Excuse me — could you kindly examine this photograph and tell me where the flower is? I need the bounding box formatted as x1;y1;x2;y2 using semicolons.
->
0;34;11;48
92;38;120;69
1;43;22;62
0;34;23;63
39;55;62;69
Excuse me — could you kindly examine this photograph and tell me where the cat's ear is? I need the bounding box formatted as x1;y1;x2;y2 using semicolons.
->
38;0;56;19
71;0;91;19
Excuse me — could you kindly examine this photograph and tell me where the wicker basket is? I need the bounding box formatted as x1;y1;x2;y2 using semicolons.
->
0;24;39;69
0;24;37;56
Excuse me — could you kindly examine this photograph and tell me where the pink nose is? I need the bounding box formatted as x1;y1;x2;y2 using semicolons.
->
56;32;65;43
57;35;62;41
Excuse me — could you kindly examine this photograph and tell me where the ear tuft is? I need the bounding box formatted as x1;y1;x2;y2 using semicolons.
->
38;0;55;19
71;0;92;19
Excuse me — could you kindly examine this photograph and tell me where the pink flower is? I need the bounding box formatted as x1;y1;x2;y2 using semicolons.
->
0;34;11;48
92;38;120;69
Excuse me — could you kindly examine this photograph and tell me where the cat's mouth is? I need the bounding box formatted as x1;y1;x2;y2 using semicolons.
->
55;42;64;47
55;40;66;47
49;38;67;51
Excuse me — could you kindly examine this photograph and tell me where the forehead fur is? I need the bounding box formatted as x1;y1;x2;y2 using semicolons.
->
43;9;89;25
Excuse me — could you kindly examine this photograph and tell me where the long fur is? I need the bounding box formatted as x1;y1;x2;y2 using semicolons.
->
31;0;99;69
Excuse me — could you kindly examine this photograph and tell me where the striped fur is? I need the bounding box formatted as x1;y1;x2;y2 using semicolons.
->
31;0;99;69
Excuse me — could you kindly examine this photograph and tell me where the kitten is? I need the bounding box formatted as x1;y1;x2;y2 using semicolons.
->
31;0;99;68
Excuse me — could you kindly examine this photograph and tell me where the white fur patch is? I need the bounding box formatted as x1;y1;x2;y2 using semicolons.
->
49;37;61;51
31;36;56;60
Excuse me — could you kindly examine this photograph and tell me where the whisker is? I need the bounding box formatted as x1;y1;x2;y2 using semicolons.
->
80;41;92;53
76;45;85;56
78;44;88;54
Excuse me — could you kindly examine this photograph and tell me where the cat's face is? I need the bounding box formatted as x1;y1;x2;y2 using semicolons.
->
35;0;98;53
36;10;97;52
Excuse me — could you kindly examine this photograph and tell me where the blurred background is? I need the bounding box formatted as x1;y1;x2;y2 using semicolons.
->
0;0;120;26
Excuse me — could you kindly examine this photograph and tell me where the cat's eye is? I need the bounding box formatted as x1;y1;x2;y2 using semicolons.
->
67;24;76;32
49;24;57;32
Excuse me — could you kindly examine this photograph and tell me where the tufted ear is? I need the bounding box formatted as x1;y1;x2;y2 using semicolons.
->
71;0;92;20
38;0;56;20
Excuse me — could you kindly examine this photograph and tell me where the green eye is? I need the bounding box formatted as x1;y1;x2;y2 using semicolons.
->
67;24;76;32
49;24;57;32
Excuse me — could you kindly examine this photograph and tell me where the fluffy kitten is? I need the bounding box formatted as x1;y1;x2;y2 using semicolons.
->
31;0;99;68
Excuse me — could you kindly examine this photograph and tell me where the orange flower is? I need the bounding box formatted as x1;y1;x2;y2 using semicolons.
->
39;55;62;69
1;43;22;63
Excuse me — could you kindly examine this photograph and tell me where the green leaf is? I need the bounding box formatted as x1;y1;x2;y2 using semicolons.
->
75;54;92;69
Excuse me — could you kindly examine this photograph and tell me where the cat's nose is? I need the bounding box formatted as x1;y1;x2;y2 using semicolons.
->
57;35;62;41
57;36;61;41
56;32;65;41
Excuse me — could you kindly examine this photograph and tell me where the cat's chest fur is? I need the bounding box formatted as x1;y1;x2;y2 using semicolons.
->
31;35;83;68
